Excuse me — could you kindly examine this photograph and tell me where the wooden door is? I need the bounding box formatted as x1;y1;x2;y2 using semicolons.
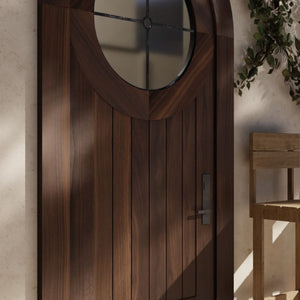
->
38;1;234;299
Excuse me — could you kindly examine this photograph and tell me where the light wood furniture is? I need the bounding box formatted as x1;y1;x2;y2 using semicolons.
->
250;133;300;300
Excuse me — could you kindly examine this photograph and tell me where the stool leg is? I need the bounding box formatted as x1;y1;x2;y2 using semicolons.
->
253;210;264;300
296;222;300;290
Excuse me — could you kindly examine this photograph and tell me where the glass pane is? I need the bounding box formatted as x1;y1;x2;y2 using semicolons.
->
148;27;193;90
95;17;147;89
150;0;192;29
95;0;146;20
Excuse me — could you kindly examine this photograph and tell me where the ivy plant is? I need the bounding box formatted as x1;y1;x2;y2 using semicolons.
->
235;0;300;104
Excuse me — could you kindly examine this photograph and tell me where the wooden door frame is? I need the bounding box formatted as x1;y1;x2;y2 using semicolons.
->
38;0;233;298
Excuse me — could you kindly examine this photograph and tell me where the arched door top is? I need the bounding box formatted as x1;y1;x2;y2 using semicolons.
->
43;0;233;120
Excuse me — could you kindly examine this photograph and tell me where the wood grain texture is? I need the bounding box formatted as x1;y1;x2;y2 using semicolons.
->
132;119;149;300
253;152;300;169
69;6;216;121
113;110;132;300
70;8;149;120
253;208;264;300
70;52;95;300
166;112;183;300
249;170;257;217
41;0;93;11
211;0;234;38
40;4;71;299
71;0;94;11
182;100;197;299
150;120;167;300
249;133;256;217
216;35;234;300
296;222;300;290
265;290;300;300
94;95;113;300
288;169;295;201
196;63;215;300
191;0;214;34
254;201;300;222
42;0;70;7
40;0;234;299
251;133;300;151
149;33;215;120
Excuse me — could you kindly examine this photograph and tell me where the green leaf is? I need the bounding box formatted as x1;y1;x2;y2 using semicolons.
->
247;47;255;59
234;0;300;108
254;32;262;40
295;38;300;52
282;69;290;77
248;67;258;78
267;55;275;67
239;73;246;81
258;22;265;35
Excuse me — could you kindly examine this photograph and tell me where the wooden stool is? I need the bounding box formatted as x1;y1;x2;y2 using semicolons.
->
250;133;300;300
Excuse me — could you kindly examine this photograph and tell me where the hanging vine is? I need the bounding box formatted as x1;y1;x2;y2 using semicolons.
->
235;0;300;104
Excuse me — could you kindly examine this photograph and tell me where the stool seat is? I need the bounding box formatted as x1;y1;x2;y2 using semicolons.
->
254;200;300;222
265;290;300;300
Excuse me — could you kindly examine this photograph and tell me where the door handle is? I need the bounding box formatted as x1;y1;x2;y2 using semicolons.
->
187;174;211;224
202;174;211;225
197;209;211;216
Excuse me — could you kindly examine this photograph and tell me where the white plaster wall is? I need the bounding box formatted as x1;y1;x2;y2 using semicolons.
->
232;0;300;298
0;0;299;299
0;0;37;299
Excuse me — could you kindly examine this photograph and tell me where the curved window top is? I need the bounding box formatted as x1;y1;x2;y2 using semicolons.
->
94;0;195;90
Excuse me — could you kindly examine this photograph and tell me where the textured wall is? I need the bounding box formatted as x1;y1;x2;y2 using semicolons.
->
0;0;299;299
0;0;37;299
232;0;300;299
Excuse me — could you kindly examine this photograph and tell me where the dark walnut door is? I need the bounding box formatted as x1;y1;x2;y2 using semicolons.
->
39;0;234;299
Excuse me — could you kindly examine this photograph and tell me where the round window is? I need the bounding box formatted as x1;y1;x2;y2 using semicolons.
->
94;0;195;91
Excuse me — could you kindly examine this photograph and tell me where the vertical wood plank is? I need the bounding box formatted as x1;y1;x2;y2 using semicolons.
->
94;95;112;300
166;112;183;300
296;222;300;290
216;35;234;300
253;208;264;300
182;100;196;298
196;65;215;300
41;4;70;299
150;120;167;300
70;52;95;300
288;169;294;201
250;134;256;217
43;0;70;7
132;119;150;300
113;110;131;300
249;169;256;217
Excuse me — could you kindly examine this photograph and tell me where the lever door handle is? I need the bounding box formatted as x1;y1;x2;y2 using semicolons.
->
197;209;211;216
202;174;211;225
187;174;211;223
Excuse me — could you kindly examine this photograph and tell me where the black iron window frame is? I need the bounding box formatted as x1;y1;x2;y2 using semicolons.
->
94;0;196;91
